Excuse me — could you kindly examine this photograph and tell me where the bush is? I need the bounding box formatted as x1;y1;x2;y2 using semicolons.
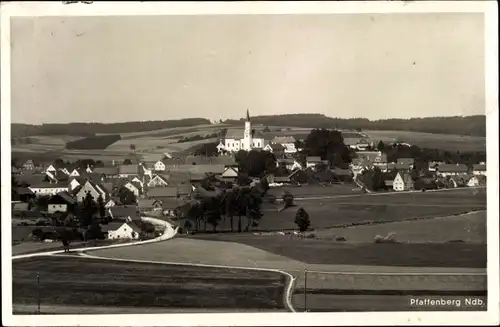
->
336;236;347;242
294;207;311;232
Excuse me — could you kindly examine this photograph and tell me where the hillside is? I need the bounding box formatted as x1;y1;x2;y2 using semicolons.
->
223;114;486;137
11;118;211;138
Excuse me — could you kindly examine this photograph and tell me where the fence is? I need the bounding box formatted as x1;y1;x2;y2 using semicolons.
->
296;269;487;312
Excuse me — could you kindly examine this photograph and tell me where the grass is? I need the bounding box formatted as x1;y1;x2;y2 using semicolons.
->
196;234;486;268
313;211;486;243
12;256;287;313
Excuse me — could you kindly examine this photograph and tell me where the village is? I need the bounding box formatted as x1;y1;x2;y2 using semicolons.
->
11;112;487;245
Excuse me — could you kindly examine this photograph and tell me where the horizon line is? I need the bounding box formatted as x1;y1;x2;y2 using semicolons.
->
10;113;486;126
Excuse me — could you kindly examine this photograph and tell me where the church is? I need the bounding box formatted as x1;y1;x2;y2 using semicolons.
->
217;110;268;153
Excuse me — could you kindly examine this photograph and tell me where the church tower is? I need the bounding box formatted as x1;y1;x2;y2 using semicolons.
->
243;109;253;151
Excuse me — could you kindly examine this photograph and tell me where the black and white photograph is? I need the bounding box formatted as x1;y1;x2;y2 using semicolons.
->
1;1;498;326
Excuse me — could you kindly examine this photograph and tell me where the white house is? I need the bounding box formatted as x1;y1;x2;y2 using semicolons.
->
472;163;486;176
75;181;107;202
148;174;169;187
153;160;166;172
436;164;469;177
392;172;414;191
467;175;486;187
217;110;267;153
270;136;297;154
107;220;142;240
29;183;69;196
221;167;239;179
48;204;68;214
124;181;141;197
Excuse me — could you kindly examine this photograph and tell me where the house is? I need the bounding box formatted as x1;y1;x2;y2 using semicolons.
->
12;202;30;215
356;151;387;165
74;180;108;203
344;137;372;151
467;175;486;187
332;168;353;182
12;187;35;202
160;198;192;217
428;161;445;172
147;174;170;187
119;164;140;178
436;164;469;177
276;158;303;171
123;181;142;197
396;158;415;170
137;198;162;212
392;172;414;191
472;163;486;176
221;167;239;180
92;167;120;179
45;169;70;184
107;220;142;240
29;182;69;196
22;160;35;170
306;157;328;170
264;143;285;156
218;110;268;153
105;198;117;208
108;206;141;222
147;185;192;200
265;173;291;185
270;136;297;154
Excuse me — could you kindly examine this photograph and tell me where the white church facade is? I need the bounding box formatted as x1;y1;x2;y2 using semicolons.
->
217;110;268;153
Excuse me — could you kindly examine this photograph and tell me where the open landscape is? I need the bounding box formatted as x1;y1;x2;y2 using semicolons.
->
7;9;493;322
13;256;287;314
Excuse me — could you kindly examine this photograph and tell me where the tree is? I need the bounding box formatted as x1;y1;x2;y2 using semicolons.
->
118;187;137;205
244;188;263;231
193;142;219;157
130;144;136;151
123;158;132;165
224;190;236;232
282;191;294;208
377;140;386;152
80;191;97;227
294;207;311;232
97;195;106;221
304;129;351;168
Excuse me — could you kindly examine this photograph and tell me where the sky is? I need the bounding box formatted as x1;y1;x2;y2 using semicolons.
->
10;13;485;124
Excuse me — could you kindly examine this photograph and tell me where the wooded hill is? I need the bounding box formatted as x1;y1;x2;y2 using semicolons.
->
11;114;485;138
223;114;486;137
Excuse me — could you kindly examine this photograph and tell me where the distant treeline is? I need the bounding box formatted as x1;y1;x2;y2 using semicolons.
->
65;134;122;150
11;118;211;138
223;114;486;137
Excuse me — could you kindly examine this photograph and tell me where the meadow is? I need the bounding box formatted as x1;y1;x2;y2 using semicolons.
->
12;256;287;314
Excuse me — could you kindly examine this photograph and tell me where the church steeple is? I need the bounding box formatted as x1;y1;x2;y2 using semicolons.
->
246;108;250;122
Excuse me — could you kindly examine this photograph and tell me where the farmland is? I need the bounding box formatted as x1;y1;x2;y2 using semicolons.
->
12;256;287;314
365;130;486;152
198;188;486;232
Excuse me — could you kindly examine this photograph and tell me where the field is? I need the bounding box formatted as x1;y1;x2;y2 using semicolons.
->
207;188;486;232
12;256;287;314
11;120;486;164
365;130;486;152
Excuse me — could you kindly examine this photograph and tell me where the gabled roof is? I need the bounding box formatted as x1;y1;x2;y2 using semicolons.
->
15;187;34;195
272;136;296;144
108;206;140;220
137;198;157;209
222;167;239;178
147;186;179;198
267;143;285;151
93;167;119;175
472;164;486;171
397;158;415;165
165;171;191;184
30;182;68;189
119;164;139;175
149;174;170;185
121;221;143;234
55;191;77;205
437;164;468;173
306;156;322;162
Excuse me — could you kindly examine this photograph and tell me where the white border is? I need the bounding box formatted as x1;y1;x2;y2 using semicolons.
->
1;1;499;326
